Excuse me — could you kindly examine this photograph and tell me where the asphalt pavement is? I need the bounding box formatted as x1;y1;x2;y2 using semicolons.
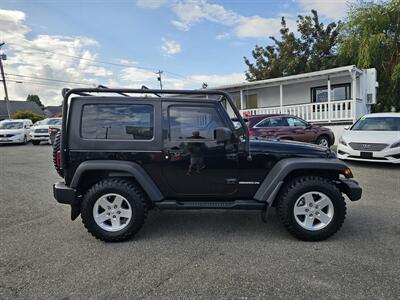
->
1;144;399;299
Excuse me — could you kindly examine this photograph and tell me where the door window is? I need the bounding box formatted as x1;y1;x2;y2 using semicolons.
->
256;117;286;128
168;106;225;140
81;104;154;140
286;117;307;127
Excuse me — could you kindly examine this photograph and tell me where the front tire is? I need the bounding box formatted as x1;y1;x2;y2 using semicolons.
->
32;140;40;145
276;176;346;241
81;179;147;242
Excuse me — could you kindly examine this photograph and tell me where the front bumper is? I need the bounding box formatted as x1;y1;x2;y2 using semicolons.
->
0;135;25;144
337;143;400;164
53;182;81;220
338;178;362;201
30;134;50;141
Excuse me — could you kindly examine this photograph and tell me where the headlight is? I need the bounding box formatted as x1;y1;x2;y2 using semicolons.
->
339;137;347;146
390;141;400;148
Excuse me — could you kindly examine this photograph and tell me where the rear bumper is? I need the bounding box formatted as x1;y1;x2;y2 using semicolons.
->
53;182;81;220
338;178;362;201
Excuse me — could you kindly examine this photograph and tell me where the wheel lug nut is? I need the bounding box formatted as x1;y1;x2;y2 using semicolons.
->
309;203;313;207
117;211;121;214
114;205;117;209
107;213;110;216
305;208;309;212
107;206;111;210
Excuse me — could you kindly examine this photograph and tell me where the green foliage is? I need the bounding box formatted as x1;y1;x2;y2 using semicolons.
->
11;111;44;123
338;0;400;111
244;10;340;81
26;94;44;108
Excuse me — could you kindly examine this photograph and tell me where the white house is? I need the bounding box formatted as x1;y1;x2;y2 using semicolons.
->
213;65;378;143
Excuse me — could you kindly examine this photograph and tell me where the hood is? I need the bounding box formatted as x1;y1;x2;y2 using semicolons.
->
250;138;332;158
0;129;24;135
342;130;400;144
32;124;50;130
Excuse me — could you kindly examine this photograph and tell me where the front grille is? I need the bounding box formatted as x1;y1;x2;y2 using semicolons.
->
0;134;13;138
349;142;388;152
35;128;48;133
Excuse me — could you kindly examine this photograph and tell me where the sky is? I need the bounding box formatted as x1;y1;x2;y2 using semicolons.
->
0;0;352;106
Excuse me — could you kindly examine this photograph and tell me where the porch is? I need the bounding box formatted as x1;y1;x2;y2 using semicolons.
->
216;65;375;124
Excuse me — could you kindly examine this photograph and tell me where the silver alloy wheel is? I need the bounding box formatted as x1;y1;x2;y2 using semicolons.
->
293;191;334;231
318;138;329;147
93;193;132;232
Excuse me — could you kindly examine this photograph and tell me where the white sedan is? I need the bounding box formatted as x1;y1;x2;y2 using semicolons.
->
337;113;400;164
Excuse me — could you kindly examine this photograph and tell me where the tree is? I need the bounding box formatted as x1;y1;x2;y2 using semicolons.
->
338;0;400;112
11;111;44;123
26;94;44;108
244;10;340;81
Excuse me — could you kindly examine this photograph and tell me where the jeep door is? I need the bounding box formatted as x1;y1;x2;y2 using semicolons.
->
161;102;239;197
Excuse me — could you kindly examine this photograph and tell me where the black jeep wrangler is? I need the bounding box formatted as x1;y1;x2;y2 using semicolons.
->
53;88;362;242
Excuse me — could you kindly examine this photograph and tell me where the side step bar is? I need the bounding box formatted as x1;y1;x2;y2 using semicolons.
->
155;200;265;210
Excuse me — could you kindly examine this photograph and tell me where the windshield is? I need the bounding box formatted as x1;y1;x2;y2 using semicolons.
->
351;117;400;131
0;122;23;129
42;118;62;125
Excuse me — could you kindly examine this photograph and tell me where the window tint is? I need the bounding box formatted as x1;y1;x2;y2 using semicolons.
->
351;117;400;131
287;117;307;127
257;117;286;127
81;104;153;140
169;106;224;139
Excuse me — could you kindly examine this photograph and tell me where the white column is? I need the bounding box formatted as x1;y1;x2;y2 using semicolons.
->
351;71;357;121
327;76;331;122
240;89;244;110
279;84;283;113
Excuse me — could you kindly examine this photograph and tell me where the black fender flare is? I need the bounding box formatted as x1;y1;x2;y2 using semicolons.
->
254;158;351;205
70;160;164;201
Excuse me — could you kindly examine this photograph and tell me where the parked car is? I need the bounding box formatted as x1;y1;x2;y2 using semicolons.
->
30;117;62;145
337;113;400;164
53;88;361;242
247;114;335;147
0;119;32;144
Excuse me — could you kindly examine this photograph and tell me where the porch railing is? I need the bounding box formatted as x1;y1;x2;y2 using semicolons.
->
240;100;353;123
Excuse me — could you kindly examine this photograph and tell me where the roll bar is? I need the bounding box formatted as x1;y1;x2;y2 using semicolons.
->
60;88;251;169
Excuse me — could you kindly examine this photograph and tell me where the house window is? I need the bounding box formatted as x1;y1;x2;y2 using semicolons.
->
245;94;258;109
311;83;351;102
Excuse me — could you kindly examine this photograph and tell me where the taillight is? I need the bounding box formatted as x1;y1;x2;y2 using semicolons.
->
56;151;61;168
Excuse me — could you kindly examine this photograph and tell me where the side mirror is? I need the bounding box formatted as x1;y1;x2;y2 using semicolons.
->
214;127;232;143
306;123;312;129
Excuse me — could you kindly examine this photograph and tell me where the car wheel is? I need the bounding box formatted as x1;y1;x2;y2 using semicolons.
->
22;135;27;144
32;140;40;145
276;176;346;241
316;135;330;147
81;179;147;242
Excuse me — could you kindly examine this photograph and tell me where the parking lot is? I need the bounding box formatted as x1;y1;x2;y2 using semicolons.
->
1;144;399;299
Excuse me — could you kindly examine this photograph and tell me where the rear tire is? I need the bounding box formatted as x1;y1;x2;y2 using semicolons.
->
32;140;40;145
276;176;346;241
81;179;147;242
52;132;64;178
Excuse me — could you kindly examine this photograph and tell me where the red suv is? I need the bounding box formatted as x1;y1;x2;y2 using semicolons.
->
247;114;335;147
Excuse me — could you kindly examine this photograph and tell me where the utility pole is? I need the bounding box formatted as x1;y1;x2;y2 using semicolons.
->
156;70;163;90
0;42;11;119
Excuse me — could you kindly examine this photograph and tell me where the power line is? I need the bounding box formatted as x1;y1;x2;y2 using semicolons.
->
6;73;94;86
6;41;205;85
